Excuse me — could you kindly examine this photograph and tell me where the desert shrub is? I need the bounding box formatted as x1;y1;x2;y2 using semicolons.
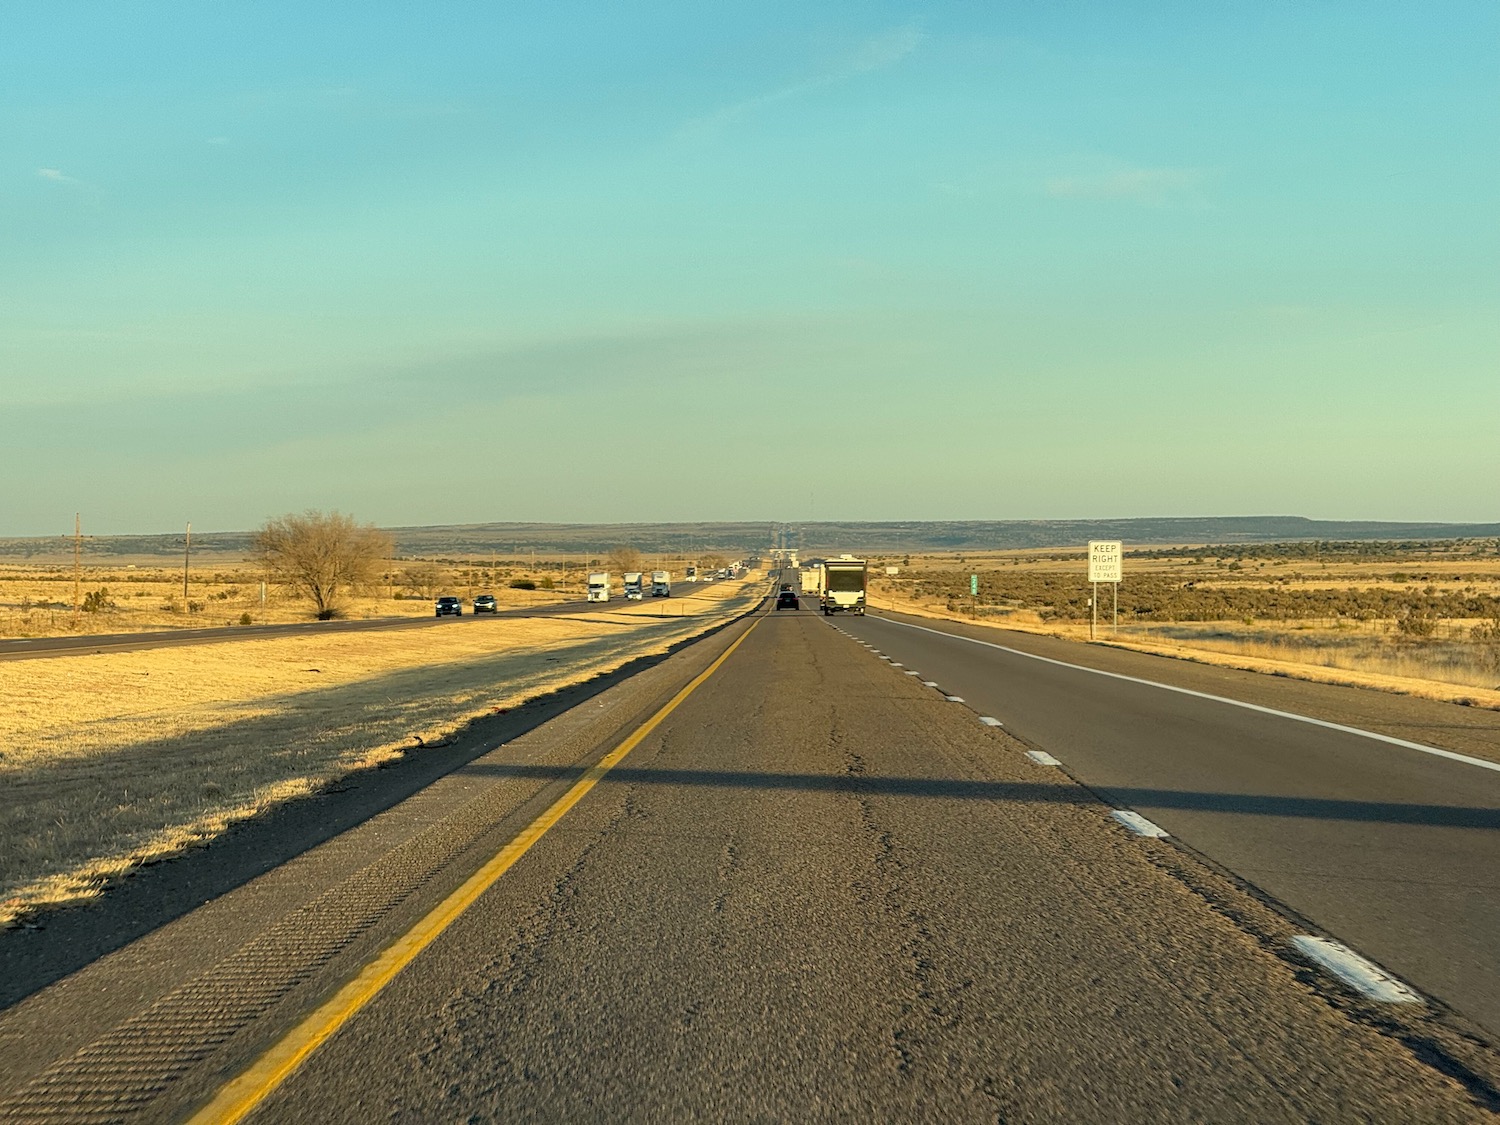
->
509;579;537;590
540;577;555;589
239;612;253;625
186;600;205;614
81;587;115;613
1395;607;1439;638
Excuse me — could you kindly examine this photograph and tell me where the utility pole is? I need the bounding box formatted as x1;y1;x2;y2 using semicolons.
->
73;512;82;622
183;522;192;601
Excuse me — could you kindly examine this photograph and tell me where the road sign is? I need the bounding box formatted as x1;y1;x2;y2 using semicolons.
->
970;574;979;596
1088;541;1122;584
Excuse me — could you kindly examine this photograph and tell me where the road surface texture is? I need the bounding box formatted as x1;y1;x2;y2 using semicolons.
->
830;607;1500;1046
1;609;1496;1121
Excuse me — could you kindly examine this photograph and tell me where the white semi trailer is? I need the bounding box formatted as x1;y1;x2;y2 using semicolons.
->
651;571;671;597
587;572;610;603
623;572;645;600
820;557;867;615
685;565;698;583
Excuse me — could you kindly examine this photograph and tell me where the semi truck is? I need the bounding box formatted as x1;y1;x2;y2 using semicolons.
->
820;557;867;615
587;572;610;603
685;565;698;583
623;572;645;600
651;571;671;597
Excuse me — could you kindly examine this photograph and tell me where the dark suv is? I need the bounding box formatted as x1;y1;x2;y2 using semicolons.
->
473;594;498;614
435;596;462;617
775;590;800;611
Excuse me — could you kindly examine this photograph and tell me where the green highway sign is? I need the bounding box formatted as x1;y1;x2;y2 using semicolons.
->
970;574;979;596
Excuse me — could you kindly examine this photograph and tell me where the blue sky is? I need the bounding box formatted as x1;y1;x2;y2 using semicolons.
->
3;2;1496;534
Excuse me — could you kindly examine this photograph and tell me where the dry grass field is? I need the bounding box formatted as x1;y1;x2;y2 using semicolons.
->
0;573;763;926
0;554;616;637
861;539;1500;708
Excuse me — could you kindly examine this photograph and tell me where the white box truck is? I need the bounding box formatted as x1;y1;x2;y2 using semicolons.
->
623;572;644;600
800;565;824;597
587;572;610;603
651;571;671;597
821;557;867;615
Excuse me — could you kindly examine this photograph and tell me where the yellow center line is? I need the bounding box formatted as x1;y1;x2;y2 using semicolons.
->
190;616;761;1125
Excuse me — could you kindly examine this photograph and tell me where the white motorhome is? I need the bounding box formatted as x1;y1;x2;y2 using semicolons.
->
587;572;610;603
623;572;644;600
820;557;867;615
651;571;671;597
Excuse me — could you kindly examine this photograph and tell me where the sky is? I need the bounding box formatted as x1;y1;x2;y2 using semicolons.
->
3;1;1497;535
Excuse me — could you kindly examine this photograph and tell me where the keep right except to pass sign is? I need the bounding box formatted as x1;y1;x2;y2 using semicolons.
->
1088;540;1123;583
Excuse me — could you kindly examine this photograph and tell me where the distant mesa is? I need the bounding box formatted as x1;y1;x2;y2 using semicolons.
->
3;516;1498;562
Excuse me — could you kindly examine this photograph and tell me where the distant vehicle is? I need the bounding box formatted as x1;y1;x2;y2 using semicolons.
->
473;594;498;614
685;565;698;583
587;572;610;603
821;557;868;615
651;571;671;597
623;572;644;600
779;583;793;592
435;596;462;617
800;565;824;597
776;590;800;611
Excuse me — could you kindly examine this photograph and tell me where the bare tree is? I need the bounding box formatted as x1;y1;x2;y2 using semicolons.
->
401;563;445;600
607;545;643;574
253;511;393;619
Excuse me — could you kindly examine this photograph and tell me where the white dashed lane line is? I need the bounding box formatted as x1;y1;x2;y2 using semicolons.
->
945;695;965;703
1110;810;1170;838
1026;750;1062;766
1291;937;1422;1003
979;716;1003;727
922;681;939;688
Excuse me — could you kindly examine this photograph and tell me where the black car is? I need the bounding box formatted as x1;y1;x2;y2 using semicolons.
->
435;596;462;617
473;594;498;614
775;590;800;611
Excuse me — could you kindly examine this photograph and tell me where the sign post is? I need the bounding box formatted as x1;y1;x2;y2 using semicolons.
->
1087;541;1123;640
970;573;978;618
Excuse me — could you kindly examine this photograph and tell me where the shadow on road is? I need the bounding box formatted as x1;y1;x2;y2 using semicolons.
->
465;762;1500;829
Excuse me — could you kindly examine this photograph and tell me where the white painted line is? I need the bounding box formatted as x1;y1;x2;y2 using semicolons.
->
1110;810;1170;838
1026;750;1062;766
945;695;965;703
874;617;1500;775
891;662;904;667
922;681;939;688
979;716;1003;727
904;670;921;676
1291;936;1422;1003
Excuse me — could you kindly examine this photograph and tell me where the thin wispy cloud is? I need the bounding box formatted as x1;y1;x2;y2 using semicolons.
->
1046;165;1211;208
37;167;79;184
683;24;924;135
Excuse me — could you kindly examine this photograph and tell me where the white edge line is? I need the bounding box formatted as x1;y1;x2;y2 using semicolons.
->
904;670;921;676
922;681;939;688
1026;750;1062;766
1110;810;1170;838
945;695;965;703
875;617;1500;774
1291;936;1422;1003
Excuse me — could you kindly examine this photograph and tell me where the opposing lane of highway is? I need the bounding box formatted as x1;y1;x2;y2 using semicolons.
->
833;607;1500;1040
0;584;726;661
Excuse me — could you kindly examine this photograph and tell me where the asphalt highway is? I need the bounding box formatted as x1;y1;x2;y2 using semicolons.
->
0;585;723;661
831;606;1500;1042
2;606;1493;1121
